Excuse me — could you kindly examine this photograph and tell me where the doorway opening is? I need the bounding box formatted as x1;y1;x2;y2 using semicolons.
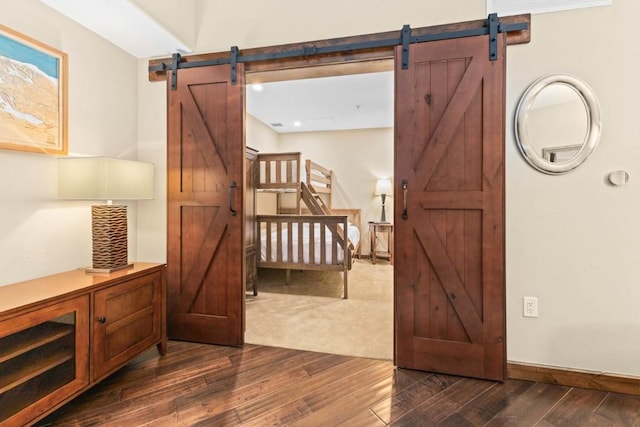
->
243;65;395;360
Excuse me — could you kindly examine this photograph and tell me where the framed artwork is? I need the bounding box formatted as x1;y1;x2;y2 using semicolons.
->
0;24;67;155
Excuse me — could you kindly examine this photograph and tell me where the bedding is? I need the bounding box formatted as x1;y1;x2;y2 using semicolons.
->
260;222;360;264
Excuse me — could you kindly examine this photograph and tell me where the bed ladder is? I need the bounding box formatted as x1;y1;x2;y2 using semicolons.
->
301;182;354;266
301;182;332;215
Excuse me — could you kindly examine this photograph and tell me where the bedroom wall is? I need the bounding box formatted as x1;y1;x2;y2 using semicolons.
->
135;0;640;377
277;128;394;255
247;114;280;215
0;0;140;286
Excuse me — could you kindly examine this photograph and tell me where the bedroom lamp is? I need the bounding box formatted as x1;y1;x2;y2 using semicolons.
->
58;157;154;273
374;178;392;223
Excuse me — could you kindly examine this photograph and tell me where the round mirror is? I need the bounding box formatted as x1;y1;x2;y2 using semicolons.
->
515;74;602;174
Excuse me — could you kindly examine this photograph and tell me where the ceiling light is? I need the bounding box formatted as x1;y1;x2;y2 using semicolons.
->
293;121;302;127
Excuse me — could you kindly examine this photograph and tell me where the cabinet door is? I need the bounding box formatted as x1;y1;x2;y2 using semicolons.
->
93;271;162;381
0;295;89;426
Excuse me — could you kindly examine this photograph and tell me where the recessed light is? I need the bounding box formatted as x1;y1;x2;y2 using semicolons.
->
293;121;302;127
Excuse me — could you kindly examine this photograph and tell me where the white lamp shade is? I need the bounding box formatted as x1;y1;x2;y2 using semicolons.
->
374;178;392;196
58;157;154;200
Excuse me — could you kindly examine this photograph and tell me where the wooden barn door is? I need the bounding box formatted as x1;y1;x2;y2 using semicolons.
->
394;34;506;380
167;64;245;346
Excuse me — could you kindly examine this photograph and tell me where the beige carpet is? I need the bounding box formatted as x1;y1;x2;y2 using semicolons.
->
245;260;393;360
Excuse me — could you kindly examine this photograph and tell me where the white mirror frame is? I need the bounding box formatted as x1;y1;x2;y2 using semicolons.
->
515;74;602;175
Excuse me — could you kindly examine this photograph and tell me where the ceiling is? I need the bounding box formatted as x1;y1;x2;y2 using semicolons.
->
247;71;394;133
39;0;394;133
39;0;191;58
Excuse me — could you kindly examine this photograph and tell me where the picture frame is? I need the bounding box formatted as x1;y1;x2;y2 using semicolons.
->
0;24;67;155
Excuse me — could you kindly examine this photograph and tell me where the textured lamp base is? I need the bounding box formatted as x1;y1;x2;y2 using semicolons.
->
89;205;132;273
380;193;387;223
86;264;134;274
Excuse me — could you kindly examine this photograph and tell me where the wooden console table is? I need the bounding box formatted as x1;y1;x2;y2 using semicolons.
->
369;222;394;264
0;263;166;426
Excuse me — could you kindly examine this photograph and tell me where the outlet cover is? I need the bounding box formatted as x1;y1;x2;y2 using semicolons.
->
523;296;538;318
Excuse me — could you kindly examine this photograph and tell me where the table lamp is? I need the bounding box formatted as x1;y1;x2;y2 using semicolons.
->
374;178;392;223
58;157;154;273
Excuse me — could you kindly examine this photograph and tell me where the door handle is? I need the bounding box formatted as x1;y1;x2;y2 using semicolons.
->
402;179;408;220
98;316;106;324
229;181;237;216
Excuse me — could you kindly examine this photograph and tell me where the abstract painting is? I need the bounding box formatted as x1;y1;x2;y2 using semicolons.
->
0;24;67;155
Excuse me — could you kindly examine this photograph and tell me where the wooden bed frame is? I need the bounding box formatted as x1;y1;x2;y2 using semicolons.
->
278;207;362;258
254;152;359;298
257;214;354;299
256;152;332;213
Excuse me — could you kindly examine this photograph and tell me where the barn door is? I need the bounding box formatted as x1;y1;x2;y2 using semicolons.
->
167;64;245;346
394;34;506;380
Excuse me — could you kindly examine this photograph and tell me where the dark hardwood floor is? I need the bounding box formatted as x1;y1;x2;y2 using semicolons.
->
40;341;640;426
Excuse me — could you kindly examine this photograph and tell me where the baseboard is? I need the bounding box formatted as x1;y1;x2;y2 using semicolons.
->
508;362;640;396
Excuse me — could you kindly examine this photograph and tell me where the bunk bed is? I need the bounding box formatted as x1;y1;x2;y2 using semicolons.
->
255;152;360;298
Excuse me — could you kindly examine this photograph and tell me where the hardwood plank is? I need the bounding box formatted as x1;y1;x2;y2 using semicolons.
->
301;353;355;377
588;392;640;425
203;347;330;390
338;409;386;427
226;343;297;368
240;399;312;427
436;412;476;427
539;387;607;426
455;378;535;425
52;396;177;427
247;359;394;426
290;366;431;426
175;366;310;424
153;341;245;376
370;373;462;423
390;377;496;426
180;408;241;427
485;382;572;426
122;355;232;400
303;361;398;411
175;351;338;424
235;357;385;423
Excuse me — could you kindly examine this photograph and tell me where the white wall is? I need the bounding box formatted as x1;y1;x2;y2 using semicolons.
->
506;4;640;376
277;128;394;254
247;114;279;153
0;0;139;285
136;59;166;264
247;114;281;215
131;0;196;51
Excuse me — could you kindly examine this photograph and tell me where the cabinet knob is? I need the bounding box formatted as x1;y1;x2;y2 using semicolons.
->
98;316;106;324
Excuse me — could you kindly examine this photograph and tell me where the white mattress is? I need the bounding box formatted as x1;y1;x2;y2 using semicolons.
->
260;222;360;265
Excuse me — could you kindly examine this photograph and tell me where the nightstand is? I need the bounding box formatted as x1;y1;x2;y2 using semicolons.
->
369;222;393;264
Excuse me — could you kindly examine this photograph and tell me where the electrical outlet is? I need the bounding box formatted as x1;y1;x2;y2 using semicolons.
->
523;296;538;318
